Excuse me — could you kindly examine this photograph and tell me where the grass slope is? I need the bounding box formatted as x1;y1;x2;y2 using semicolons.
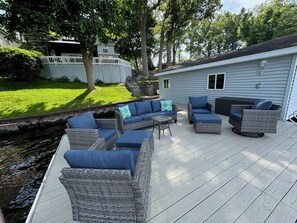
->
0;79;135;120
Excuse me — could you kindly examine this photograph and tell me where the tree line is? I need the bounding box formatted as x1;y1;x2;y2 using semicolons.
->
0;0;296;91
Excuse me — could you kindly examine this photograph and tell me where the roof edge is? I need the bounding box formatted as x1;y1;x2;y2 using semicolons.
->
155;46;297;77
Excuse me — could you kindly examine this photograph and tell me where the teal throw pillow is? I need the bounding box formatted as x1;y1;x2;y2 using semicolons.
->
119;105;132;119
161;100;173;111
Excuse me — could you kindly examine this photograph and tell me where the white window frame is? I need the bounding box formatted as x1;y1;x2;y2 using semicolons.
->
163;78;170;89
207;73;226;90
103;45;109;53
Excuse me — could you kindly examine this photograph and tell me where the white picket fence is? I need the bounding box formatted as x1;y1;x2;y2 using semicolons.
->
40;56;132;83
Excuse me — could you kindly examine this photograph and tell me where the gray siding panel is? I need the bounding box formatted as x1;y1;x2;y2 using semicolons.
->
159;55;293;119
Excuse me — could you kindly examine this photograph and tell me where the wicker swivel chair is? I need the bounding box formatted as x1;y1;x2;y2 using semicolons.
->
65;112;118;150
229;103;281;137
59;138;153;223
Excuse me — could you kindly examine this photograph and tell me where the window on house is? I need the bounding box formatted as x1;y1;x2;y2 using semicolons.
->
208;73;225;90
163;78;170;89
103;46;108;53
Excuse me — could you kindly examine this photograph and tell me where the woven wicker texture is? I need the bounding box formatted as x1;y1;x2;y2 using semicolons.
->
59;137;154;223
65;119;118;150
229;104;281;134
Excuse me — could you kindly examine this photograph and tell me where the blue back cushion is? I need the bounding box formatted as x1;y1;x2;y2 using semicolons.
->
118;103;137;116
189;96;207;109
254;100;273;110
64;149;140;173
135;101;153;115
67;112;97;129
151;100;161;112
251;99;265;109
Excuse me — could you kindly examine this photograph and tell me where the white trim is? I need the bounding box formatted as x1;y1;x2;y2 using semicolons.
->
207;73;226;90
163;78;170;89
155;46;297;77
283;54;297;120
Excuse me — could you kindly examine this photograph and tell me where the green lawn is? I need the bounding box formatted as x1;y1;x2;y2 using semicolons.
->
0;79;136;120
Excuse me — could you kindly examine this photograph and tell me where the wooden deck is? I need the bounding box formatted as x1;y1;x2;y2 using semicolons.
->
27;108;297;223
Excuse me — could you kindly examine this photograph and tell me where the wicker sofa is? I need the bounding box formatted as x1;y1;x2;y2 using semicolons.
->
115;100;177;133
59;137;153;223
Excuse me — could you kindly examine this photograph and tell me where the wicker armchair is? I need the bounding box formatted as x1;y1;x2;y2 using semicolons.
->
65;118;118;150
59;138;153;223
188;96;212;124
229;104;281;137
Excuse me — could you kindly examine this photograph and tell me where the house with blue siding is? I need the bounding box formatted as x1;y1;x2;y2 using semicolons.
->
155;34;297;121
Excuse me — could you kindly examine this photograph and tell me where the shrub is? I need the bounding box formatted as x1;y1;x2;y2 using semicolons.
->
0;46;42;81
95;79;105;85
55;76;70;82
73;77;81;82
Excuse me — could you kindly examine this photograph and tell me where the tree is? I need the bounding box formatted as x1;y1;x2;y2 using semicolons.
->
182;10;245;58
0;0;117;91
238;0;297;46
114;0;156;73
155;0;221;70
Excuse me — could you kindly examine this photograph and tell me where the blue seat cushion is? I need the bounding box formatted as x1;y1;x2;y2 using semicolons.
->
151;100;161;112
193;114;222;124
192;108;211;114
230;112;242;122
67;111;98;129
135;101;153;115
254;100;272;110
116;130;153;148
139;113;158;120
189;96;208;109
64;149;139;173
158;111;176;116
123;116;142;124
99;128;117;142
118;103;137;116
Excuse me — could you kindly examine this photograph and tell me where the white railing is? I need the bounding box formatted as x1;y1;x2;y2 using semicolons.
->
42;56;131;67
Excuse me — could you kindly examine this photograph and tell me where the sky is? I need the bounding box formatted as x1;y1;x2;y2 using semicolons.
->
221;0;268;13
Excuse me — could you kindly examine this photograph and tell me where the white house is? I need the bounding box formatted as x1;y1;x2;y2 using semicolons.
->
40;40;131;83
0;30;21;47
155;33;297;121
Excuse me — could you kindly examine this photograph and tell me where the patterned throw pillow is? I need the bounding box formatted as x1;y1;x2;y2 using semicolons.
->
119;105;132;119
161;100;173;111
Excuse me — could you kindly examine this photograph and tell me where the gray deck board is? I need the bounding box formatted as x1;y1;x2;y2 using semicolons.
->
28;109;297;223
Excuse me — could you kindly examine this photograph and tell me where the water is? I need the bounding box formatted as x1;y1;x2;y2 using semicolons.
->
0;124;65;223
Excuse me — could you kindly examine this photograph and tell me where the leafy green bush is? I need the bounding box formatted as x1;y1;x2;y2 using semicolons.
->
55;76;70;82
73;77;81;82
95;79;105;85
0;46;42;81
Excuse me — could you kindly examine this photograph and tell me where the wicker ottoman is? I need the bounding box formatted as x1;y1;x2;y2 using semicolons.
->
116;130;153;150
193;114;222;134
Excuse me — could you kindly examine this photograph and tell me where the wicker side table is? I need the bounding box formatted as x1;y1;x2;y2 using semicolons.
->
193;114;222;134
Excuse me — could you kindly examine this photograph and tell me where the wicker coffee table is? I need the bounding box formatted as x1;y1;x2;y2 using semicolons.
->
193;114;222;134
152;115;172;139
